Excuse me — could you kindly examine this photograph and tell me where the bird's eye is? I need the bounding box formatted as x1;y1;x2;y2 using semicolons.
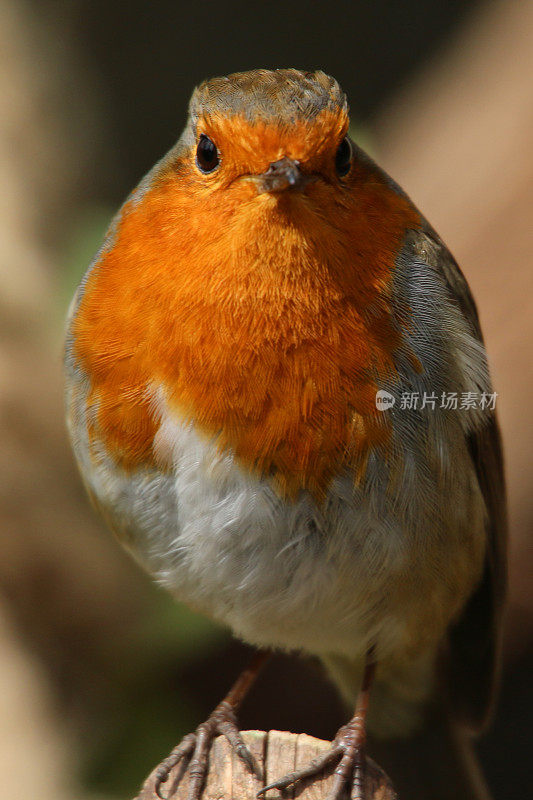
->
335;137;352;177
196;134;220;173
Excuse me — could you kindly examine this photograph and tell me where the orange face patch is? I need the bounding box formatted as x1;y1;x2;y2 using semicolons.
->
73;109;421;499
191;108;349;186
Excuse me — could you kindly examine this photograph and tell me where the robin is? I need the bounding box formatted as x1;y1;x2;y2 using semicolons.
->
64;69;506;800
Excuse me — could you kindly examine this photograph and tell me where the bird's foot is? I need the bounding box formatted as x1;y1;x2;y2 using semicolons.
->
154;700;259;800
258;717;368;800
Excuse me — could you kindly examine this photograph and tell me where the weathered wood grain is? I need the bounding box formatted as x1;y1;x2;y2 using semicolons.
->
135;730;397;800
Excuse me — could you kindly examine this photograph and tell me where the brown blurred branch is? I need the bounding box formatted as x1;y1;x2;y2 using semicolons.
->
135;731;396;800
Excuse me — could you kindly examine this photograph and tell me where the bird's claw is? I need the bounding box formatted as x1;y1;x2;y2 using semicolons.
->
153;704;258;800
257;720;367;800
154;733;196;798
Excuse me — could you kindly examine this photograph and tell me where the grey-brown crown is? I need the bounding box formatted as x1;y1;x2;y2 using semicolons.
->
189;69;348;124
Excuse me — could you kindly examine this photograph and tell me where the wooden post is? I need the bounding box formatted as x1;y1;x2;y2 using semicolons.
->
135;731;397;800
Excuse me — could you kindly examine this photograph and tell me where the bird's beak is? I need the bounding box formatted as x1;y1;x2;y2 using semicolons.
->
255;157;312;194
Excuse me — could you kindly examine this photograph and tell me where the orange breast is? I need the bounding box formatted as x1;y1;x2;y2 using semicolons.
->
73;146;420;500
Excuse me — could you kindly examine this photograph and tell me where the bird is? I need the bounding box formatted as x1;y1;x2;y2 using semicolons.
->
64;68;507;800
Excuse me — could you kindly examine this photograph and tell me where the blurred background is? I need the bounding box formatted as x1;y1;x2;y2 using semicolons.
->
0;0;532;797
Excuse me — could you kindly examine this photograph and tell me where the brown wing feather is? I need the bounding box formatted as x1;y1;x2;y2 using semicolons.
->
449;416;507;731
430;230;508;731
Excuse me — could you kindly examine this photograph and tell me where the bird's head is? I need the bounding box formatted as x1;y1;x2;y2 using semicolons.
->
126;68;420;286
180;69;351;202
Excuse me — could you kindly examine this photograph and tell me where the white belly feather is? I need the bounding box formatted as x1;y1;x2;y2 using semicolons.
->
66;373;486;672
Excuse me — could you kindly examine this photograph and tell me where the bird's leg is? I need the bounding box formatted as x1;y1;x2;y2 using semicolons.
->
258;647;377;800
154;649;271;800
329;650;376;800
